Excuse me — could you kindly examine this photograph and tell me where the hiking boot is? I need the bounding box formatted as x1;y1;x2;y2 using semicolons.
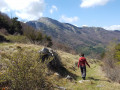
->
82;77;85;80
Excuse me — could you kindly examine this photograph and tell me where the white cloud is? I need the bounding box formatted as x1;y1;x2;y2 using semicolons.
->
0;0;9;12
0;0;45;20
50;5;58;14
80;0;110;8
104;25;120;31
60;15;79;23
82;25;88;27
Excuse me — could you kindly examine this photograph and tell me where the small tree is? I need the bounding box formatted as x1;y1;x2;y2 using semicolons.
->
0;14;10;30
9;17;23;35
102;42;120;82
43;35;53;47
115;44;120;61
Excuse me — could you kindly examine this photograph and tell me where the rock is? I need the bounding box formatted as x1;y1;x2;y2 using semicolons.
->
39;48;49;54
78;80;83;83
46;71;53;76
96;85;104;87
54;73;59;76
38;48;54;62
78;80;91;83
38;48;71;77
54;85;66;90
66;75;73;81
39;48;54;56
38;47;63;70
57;86;66;90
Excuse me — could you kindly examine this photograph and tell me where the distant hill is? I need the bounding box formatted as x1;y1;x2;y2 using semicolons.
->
26;17;120;56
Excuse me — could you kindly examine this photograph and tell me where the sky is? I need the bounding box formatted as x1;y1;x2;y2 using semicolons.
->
0;0;120;30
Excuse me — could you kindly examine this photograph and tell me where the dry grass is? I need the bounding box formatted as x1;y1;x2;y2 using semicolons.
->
0;43;52;89
0;42;120;90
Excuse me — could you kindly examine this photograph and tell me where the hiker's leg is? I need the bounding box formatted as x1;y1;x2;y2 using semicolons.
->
80;66;85;80
82;66;86;80
80;66;83;76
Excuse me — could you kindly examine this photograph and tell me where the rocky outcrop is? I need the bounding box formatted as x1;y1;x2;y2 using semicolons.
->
39;48;77;78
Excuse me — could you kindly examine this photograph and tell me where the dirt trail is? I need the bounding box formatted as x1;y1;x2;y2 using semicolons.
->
82;63;120;90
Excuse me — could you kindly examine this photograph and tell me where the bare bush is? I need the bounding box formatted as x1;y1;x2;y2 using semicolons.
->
0;29;8;35
21;23;52;47
102;43;120;82
0;49;53;90
52;41;76;54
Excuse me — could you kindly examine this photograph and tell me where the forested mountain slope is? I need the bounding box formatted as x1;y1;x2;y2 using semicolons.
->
27;17;120;55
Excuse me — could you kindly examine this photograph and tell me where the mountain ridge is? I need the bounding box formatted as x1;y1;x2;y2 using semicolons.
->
26;17;120;55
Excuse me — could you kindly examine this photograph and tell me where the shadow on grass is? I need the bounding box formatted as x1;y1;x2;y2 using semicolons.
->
48;64;78;80
88;77;111;82
0;35;10;43
40;51;78;80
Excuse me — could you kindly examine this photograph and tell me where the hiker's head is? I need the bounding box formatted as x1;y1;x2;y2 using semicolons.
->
80;53;84;57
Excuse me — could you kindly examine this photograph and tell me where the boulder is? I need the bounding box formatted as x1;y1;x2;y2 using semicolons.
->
66;75;73;81
38;48;78;78
38;47;63;72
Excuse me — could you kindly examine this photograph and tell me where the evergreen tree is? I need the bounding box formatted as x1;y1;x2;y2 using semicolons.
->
10;17;23;35
0;14;9;30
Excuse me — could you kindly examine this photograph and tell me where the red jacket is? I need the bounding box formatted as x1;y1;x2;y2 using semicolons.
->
78;57;90;67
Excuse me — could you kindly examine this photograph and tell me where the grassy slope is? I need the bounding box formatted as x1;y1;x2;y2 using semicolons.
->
0;43;120;90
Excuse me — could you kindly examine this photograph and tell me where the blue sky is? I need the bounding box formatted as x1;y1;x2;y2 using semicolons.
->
0;0;120;30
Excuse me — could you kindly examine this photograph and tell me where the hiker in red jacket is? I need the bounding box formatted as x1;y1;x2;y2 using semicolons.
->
78;53;90;80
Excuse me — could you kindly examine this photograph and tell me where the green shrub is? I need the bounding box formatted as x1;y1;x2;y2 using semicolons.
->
102;43;120;82
0;13;10;30
9;17;23;35
115;43;120;61
1;49;53;90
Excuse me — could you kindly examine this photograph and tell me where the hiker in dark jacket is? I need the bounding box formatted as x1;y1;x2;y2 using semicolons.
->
78;53;90;80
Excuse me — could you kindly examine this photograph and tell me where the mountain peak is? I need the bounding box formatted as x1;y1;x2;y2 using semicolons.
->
38;17;52;21
26;17;120;55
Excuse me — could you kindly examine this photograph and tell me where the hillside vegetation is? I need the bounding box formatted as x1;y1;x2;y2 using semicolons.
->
0;12;52;47
0;12;75;54
0;43;120;90
102;43;120;83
